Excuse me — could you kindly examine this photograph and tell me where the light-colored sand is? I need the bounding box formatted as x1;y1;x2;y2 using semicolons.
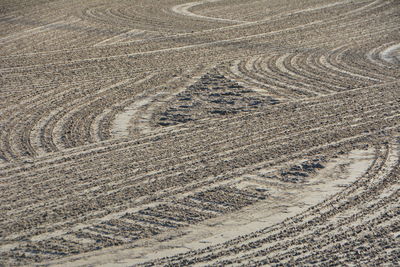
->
112;98;154;137
171;0;245;23
380;43;400;64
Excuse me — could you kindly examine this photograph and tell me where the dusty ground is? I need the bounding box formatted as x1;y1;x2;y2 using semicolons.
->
0;0;399;266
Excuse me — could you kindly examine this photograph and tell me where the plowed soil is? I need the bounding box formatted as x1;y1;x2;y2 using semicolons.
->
1;0;399;266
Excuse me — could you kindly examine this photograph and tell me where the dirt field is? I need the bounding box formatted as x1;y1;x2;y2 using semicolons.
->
1;0;399;266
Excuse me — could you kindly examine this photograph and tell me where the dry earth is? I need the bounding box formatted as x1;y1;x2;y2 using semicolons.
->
0;0;400;266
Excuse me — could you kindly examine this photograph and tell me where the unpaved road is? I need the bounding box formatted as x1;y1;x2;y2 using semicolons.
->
1;0;399;266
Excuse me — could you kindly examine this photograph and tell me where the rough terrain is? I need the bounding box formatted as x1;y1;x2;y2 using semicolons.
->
0;0;399;266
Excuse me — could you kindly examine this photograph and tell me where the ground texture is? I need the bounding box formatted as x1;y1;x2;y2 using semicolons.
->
0;0;400;266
